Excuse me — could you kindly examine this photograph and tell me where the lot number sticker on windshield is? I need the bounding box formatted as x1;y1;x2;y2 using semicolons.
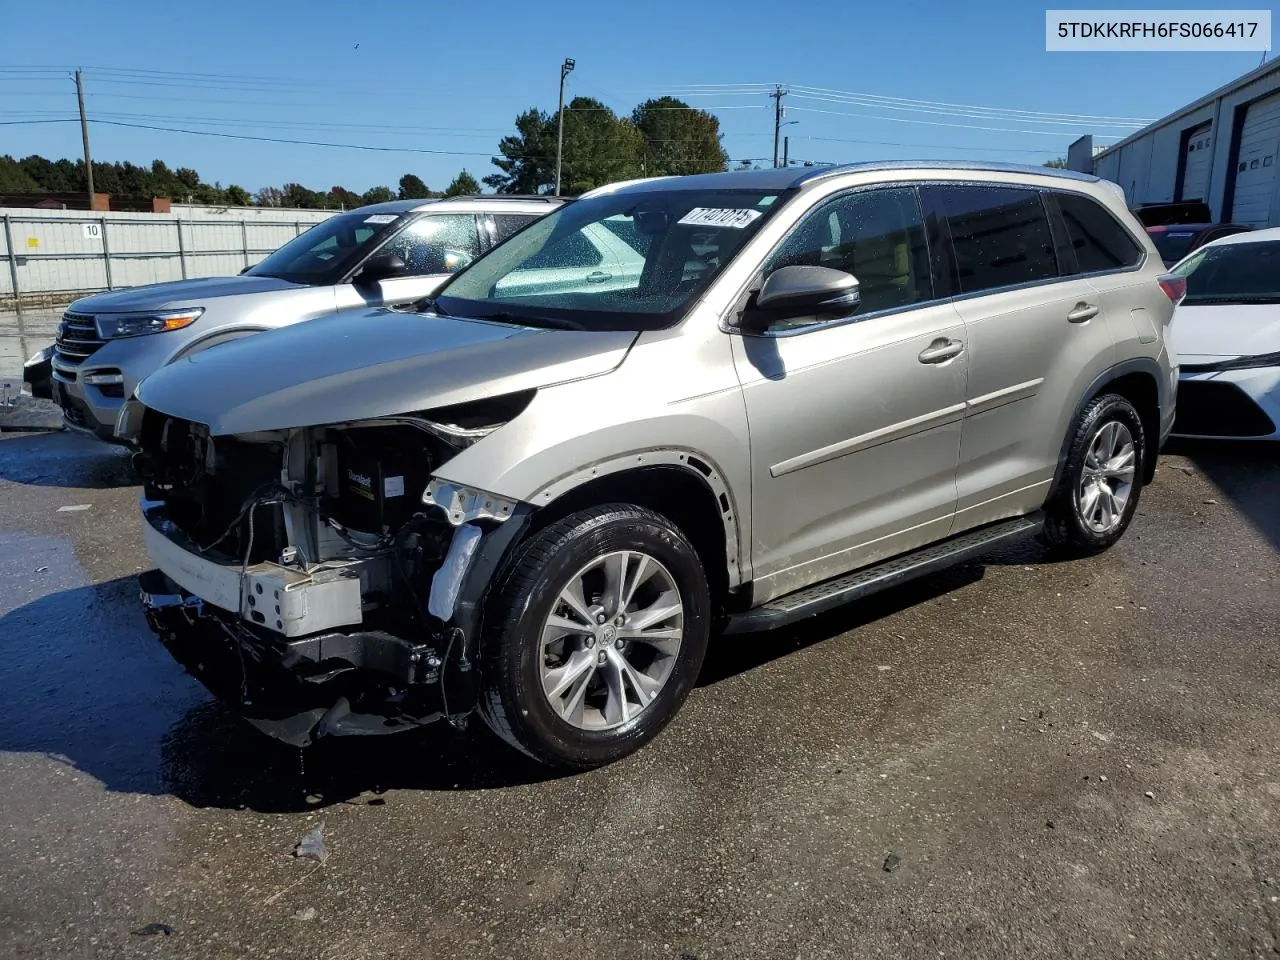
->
678;207;763;229
363;214;398;224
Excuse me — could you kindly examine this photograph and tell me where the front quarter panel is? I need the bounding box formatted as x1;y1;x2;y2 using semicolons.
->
432;303;754;583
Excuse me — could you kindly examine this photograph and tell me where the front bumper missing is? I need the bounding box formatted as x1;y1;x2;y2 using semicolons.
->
141;504;365;638
140;569;450;746
138;498;536;746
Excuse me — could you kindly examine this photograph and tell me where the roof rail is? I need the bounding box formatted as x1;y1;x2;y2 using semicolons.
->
441;194;570;202
793;160;1101;186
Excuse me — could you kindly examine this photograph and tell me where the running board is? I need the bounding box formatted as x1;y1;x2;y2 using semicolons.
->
724;513;1043;635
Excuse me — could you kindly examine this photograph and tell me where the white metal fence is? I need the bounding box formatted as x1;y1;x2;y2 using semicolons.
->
0;207;336;306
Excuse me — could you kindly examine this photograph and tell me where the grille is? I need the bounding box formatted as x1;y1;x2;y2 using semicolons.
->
1174;380;1276;437
53;311;105;366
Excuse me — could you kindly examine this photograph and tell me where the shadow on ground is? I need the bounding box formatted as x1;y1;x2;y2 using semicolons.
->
0;431;137;489
0;556;1004;813
1167;439;1280;551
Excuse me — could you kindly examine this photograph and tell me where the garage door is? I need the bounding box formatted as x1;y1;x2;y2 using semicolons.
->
1232;92;1280;227
1179;122;1213;202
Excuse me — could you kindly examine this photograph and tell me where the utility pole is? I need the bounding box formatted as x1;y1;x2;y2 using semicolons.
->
554;58;575;196
771;85;786;168
75;69;94;209
783;136;790;168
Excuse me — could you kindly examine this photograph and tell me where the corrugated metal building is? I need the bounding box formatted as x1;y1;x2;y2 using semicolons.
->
1088;59;1280;227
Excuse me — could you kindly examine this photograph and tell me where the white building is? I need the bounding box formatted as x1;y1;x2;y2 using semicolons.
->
1083;58;1280;227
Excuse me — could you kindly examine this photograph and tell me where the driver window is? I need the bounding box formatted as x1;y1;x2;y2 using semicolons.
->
384;215;480;276
763;187;932;319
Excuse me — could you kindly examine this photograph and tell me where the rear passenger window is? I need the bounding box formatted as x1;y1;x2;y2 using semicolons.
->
934;185;1059;294
1055;192;1143;272
490;214;536;245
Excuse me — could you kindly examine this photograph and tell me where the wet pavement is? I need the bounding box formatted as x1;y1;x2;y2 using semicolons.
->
1;429;1278;959
0;306;60;378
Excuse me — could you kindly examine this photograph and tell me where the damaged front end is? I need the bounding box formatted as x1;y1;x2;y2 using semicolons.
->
131;399;532;746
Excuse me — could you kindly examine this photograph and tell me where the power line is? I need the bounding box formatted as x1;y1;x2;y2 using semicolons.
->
787;105;1114;137
804;135;1070;154
790;92;1143;129
789;84;1154;124
665;81;1153;125
74;118;769;166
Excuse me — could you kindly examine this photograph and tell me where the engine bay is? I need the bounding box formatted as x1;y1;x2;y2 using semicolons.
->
129;394;534;743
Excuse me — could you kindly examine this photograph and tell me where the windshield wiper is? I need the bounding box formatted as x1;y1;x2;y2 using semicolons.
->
409;296;448;316
481;311;587;331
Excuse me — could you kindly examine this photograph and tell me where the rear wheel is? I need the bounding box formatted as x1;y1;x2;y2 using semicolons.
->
479;504;710;769
1042;393;1145;554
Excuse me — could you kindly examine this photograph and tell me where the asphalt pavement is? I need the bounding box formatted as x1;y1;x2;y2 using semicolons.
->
0;305;60;379
0;427;1278;960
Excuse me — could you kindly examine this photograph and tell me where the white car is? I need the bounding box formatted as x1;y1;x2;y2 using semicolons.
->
1169;226;1280;440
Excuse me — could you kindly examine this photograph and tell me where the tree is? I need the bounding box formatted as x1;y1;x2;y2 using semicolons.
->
361;185;396;205
485;107;555;194
444;170;480;196
328;185;362;209
632;97;729;177
486;98;644;196
1043;157;1069;168
0;155;42;192
282;182;325;208
398;173;432;199
255;186;283;207
224;184;252;206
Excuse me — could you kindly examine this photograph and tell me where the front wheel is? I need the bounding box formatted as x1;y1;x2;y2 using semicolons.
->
1042;393;1146;554
479;504;710;769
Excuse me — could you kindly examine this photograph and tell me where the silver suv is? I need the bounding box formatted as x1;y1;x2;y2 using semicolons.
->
49;195;566;440
125;163;1180;768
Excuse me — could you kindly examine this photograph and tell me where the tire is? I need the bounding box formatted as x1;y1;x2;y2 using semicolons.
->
1041;393;1146;555
478;504;710;769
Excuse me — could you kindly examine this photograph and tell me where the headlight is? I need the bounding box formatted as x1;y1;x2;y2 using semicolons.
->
96;308;205;340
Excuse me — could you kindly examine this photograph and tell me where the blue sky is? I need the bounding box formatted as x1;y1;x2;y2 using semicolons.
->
1;0;1273;195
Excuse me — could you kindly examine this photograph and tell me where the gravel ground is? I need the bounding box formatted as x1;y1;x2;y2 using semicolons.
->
0;428;1277;959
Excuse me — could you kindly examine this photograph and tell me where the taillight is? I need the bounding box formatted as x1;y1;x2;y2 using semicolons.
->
1158;274;1187;305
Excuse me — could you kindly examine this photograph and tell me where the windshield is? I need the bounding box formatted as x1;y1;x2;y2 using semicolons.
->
1173;240;1280;304
248;211;403;284
1149;229;1200;264
434;187;789;330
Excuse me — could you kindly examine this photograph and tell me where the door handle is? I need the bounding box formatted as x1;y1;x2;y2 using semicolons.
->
918;338;964;364
1067;302;1099;323
585;271;613;284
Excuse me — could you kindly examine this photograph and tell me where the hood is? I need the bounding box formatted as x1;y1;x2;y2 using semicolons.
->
1172;302;1280;359
136;308;637;435
71;275;305;312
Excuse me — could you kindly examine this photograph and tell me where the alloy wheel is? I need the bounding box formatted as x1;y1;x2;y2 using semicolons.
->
539;550;684;731
1076;420;1137;534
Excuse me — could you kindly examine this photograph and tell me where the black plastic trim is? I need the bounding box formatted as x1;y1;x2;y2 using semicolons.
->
725;514;1042;634
449;504;536;661
1052;357;1166;492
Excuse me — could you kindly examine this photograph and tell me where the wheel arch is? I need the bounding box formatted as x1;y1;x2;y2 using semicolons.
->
525;452;746;599
1055;359;1164;493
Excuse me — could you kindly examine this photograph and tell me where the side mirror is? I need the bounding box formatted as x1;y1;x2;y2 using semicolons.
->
356;251;409;285
742;265;861;330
